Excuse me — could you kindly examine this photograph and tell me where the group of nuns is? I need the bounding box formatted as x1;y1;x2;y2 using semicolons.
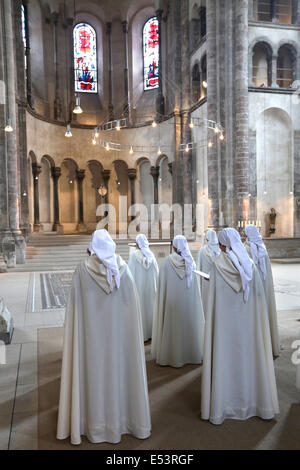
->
57;226;281;445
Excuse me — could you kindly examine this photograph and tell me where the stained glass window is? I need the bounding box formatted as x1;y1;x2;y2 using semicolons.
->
73;23;97;93
21;5;27;71
143;17;159;91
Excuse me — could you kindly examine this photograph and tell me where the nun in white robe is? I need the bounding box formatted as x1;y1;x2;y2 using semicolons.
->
151;235;205;368
128;234;159;341
57;229;151;445
197;230;220;314
201;228;279;425
245;224;280;357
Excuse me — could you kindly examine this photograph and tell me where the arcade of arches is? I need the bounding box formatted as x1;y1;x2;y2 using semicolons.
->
0;0;300;267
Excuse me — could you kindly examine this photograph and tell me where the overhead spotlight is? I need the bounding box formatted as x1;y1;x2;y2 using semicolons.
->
248;193;251;197
189;120;194;129
129;145;134;154
95;127;99;137
105;142;110;151
263;190;267;195
22;191;27;197
196;179;199;184
202;80;207;88
219;134;225;141
117;181;121;185
157;147;162;155
65;124;72;137
208;141;213;148
73;96;83;114
185;144;190;153
152;120;157;128
92;137;96;145
69;180;73;184
214;126;219;134
4;119;13;132
116;120;121;131
290;191;293;195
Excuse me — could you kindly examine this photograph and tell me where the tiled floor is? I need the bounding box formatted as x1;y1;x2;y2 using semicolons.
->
0;263;299;450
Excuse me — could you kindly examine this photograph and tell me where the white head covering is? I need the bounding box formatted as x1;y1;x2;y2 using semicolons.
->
89;229;120;292
205;230;220;259
218;228;253;302
245;225;267;280
173;235;195;288
136;234;153;268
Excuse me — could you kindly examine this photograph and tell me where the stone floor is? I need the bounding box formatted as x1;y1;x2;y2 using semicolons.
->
0;262;299;450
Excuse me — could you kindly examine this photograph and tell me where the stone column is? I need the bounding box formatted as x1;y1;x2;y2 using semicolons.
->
14;0;30;240
150;166;160;205
76;169;86;233
271;55;278;87
248;0;254;20
271;0;277;22
249;50;255;86
32;163;42;232
128;168;137;220
51;166;63;233
233;0;250;223
3;0;25;264
102;169;111;205
155;9;165;117
52;11;62;120
22;1;34;109
106;22;114;120
206;0;219;228
294;0;300;25
122;21;130;118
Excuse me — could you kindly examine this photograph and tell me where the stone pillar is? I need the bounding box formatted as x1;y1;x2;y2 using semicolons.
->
233;1;250;224
150;166;160;205
128;168;137;220
248;0;254;20
206;0;219;228
22;1;34;109
51;166;63;233
76;169;86;232
249;50;255;86
155;9;165;117
102;169;111;205
106;22;114;120
52;11;62;120
122;21;130;118
271;55;278;87
32;163;42;231
271;0;277;22
295;0;300;25
14;0;30;240
3;0;25;264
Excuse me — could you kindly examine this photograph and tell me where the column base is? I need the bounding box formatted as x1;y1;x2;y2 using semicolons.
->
33;223;42;232
53;223;64;234
77;222;87;233
12;231;26;265
2;235;16;268
0;254;7;272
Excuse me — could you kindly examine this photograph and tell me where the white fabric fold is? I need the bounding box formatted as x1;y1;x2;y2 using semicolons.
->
218;228;253;302
245;225;267;280
136;234;153;269
88;229;120;293
172;235;196;288
205;230;220;260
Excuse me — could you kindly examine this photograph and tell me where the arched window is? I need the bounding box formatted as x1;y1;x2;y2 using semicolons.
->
143;17;159;91
73;23;97;93
252;42;272;87
192;63;201;103
277;45;295;88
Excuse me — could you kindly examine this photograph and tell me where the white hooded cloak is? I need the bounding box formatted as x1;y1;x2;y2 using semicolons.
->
128;235;159;341
245;225;280;357
57;230;151;445
201;234;280;425
151;236;205;368
197;230;220;314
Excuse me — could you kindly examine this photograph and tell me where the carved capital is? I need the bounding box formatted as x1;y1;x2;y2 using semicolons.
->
150;165;160;179
32;163;42;177
51;166;61;179
76;169;85;180
127;168;137;180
